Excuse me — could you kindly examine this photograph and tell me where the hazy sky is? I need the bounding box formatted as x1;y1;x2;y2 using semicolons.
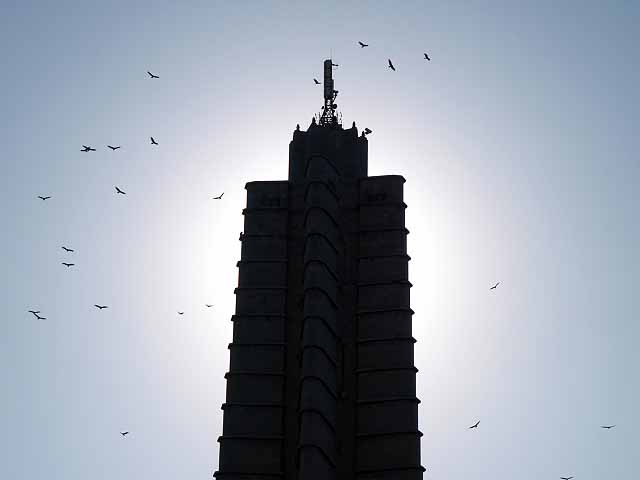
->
2;1;639;479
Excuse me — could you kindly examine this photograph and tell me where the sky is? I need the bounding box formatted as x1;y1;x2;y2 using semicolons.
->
1;1;639;479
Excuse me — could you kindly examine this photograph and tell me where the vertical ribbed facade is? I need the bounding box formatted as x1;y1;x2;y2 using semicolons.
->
215;119;424;480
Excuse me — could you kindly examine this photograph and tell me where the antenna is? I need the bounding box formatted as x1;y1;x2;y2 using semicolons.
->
319;59;339;127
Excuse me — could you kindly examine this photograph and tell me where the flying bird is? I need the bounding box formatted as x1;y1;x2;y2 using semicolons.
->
147;71;159;78
388;59;396;71
120;431;129;436
107;145;121;150
424;53;431;61
62;246;74;252
205;304;213;308
560;477;574;480
364;128;372;135
212;192;224;200
332;62;339;67
358;41;368;48
61;262;74;268
313;78;321;84
94;304;108;310
490;282;500;290
81;145;96;152
150;136;158;145
177;311;184;315
115;186;126;195
469;421;480;429
601;425;616;429
38;196;51;201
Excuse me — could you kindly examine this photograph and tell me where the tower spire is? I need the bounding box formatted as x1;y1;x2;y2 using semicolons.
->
319;59;339;126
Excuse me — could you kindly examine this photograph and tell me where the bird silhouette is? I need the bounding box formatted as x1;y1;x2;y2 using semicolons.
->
178;311;184;315
205;304;213;308
147;71;159;78
81;145;96;152
601;425;616;429
388;59;396;71
120;431;129;436
469;421;480;429
364;128;372;135
358;41;368;48
150;136;158;145
424;53;431;61
94;304;108;310
560;477;574;480
28;310;41;315
62;262;74;268
490;282;500;290
212;192;224;200
115;186;126;195
38;196;51;201
62;246;74;252
107;145;121;150
34;313;46;320
314;78;321;84
332;62;339;67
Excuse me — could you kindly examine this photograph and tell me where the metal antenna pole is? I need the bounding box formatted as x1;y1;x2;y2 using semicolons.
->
319;59;339;127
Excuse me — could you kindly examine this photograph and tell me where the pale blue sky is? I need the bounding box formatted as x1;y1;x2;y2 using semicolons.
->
1;1;638;479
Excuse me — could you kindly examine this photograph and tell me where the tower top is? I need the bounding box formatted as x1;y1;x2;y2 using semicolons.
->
319;59;340;127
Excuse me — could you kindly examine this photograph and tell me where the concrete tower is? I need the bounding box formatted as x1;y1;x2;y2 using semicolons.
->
214;60;424;480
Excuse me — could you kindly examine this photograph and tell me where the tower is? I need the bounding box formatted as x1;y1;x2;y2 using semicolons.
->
214;60;424;480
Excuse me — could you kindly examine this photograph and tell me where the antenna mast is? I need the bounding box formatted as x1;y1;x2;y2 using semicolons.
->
319;59;339;127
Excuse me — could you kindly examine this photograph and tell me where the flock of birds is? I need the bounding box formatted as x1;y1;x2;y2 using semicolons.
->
27;41;618;480
313;40;431;87
28;300;215;319
40;129;221;200
31;67;222;327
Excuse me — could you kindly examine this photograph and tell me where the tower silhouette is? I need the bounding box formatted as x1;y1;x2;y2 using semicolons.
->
214;60;424;480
